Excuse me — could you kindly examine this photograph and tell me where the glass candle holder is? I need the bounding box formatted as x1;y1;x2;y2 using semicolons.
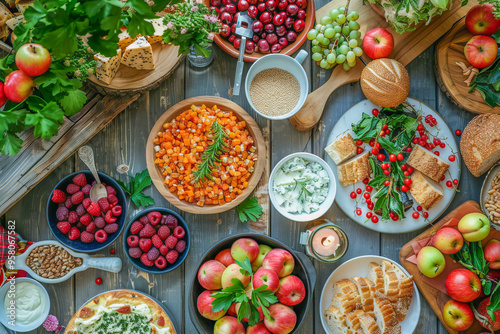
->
299;219;348;263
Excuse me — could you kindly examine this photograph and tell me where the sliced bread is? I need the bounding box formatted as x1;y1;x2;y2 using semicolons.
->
325;133;358;165
324;306;349;334
367;262;385;295
385;262;414;322
337;151;372;186
345;310;365;332
409;170;444;210
353;276;376;317
359;312;381;334
331;293;358;314
406;146;450;182
373;298;401;334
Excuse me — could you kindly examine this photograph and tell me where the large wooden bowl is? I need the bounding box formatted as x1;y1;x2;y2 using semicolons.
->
146;96;266;214
209;1;315;62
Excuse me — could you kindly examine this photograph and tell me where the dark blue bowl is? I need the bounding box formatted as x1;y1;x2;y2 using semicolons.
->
123;207;190;274
46;171;127;253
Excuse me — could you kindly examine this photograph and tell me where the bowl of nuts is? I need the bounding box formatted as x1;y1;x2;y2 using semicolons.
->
12;240;122;284
481;163;500;228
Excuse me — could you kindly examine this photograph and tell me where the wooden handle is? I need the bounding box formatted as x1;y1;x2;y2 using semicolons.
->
289;63;364;131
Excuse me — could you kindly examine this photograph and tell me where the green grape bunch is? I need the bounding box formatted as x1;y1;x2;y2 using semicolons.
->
307;4;363;71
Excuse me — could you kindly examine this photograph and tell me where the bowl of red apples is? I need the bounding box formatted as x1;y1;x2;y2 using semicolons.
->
190;233;316;333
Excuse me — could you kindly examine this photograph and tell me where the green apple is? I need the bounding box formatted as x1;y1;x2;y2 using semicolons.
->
416;246;446;278
458;213;490;242
251;244;272;272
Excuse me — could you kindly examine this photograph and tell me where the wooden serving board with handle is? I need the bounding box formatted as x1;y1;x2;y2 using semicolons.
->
289;0;478;131
399;200;487;334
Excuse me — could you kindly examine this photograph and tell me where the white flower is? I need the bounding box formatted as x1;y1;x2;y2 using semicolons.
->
208;32;215;41
166;21;174;29
191;5;198;11
181;28;188;34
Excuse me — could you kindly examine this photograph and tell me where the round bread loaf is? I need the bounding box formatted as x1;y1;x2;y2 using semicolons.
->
360;58;410;108
461;113;500;177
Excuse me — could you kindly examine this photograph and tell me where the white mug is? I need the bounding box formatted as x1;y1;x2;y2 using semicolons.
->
245;50;309;120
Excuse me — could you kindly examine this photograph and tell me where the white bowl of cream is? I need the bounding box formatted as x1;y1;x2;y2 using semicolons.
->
0;277;50;332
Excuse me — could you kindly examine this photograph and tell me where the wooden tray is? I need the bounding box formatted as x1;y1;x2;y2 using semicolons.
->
88;43;183;96
399;200;487;334
145;96;266;214
289;0;479;131
436;18;500;115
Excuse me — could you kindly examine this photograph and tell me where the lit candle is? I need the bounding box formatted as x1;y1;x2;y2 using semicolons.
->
311;228;339;257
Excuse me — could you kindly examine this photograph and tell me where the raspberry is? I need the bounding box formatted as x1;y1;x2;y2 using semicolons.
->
104;210;117;224
51;189;66;203
164;215;178;229
107;194;119;206
82;184;92;195
80;214;91;226
68;227;81;240
128;247;142;259
66;184;80;194
106;186;116;195
57;222;71;234
130;221;144;235
104;223;119;234
166;250;179;264
147;212;162;226
76;204;86;216
173;226;185;239
158;226;170;240
111;206;122;217
86;221;96;233
159;245;169;256
152;235;163;249
139;223;155;238
139;216;149;225
155;256;167;269
147;247;160;261
87;202;101;216
68;211;79;224
82;198;91;209
140;253;154;267
175;240;186;253
81;231;95;243
95;230;108;243
139;238;152;252
73;173;87;187
94;217;105;229
127;235;139;247
98;198;110;212
56;206;69;221
64;198;73;209
165;235;177;249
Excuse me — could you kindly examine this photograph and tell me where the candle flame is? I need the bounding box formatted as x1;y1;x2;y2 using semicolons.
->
322;236;335;247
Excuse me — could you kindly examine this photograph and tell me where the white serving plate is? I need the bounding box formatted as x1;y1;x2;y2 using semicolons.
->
325;98;460;233
320;255;421;334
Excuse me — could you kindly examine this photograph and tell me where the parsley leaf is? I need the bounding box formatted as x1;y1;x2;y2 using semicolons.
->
237;195;263;223
115;169;155;208
60;89;87;116
0;132;23;156
24;101;64;140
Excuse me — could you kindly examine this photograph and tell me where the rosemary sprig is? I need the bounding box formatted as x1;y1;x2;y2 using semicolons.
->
293;178;312;200
193;120;229;183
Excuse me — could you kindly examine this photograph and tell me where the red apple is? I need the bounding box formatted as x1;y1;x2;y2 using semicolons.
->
362;28;394;59
221;263;251;289
262;249;295;277
197;290;226;320
15;43;51;77
247;322;271;333
227;302;237;316
253;268;280;292
464;35;498;69
276;275;306;306
430;227;464;255
442;300;474;331
216;248;236;267
466;4;500;35
477;297;500;331
231;238;260;263
198;260;227;290
445;268;481;303
484;239;500;269
235;302;264;322
0;82;7;108
214;316;245;334
264;303;297;334
4;70;35;103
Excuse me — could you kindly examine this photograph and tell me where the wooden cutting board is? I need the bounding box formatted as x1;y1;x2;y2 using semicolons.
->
435;18;500;115
289;0;479;131
399;200;488;334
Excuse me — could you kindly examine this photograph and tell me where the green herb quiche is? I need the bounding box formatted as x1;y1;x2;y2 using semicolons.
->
65;290;174;334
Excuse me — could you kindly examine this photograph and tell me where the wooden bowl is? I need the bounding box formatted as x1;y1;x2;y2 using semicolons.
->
146;96;266;214
209;1;316;62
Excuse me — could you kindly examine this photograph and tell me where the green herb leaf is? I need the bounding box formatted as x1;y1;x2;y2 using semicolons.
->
115;169;155;208
24;101;64;140
59;89;87;116
0;132;23;156
236;195;263;223
235;258;253;277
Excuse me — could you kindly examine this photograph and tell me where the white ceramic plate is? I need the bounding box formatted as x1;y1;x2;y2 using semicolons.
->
320;256;421;334
325;98;461;233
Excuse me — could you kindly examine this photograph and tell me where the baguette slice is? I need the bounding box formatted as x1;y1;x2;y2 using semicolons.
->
345;310;364;332
325;133;357;165
353;276;376;317
337;151;372;187
373;298;401;334
406;146;450;182
386;262;414;322
359;313;381;334
367;262;385;295
331;293;358;314
324;306;349;334
409;170;444;210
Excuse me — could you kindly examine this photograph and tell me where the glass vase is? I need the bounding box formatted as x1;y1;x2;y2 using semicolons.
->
187;45;214;68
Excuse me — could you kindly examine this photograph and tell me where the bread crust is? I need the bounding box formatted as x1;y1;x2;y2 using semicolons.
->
325;133;357;165
406;146;449;182
409;170;444;210
337;152;372;186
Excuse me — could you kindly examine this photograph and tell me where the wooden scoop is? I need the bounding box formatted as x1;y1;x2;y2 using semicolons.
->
78;145;107;203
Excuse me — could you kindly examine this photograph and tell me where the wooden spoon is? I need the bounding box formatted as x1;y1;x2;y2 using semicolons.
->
78;145;107;203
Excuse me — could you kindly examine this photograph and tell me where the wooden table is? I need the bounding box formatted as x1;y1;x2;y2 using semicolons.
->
0;8;486;334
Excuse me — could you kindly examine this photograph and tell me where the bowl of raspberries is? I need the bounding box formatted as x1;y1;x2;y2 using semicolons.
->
124;208;190;273
47;171;127;252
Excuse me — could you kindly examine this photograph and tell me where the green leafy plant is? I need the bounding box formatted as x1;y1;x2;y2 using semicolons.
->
162;2;221;56
115;169;155;208
237;195;263;223
210;257;278;326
